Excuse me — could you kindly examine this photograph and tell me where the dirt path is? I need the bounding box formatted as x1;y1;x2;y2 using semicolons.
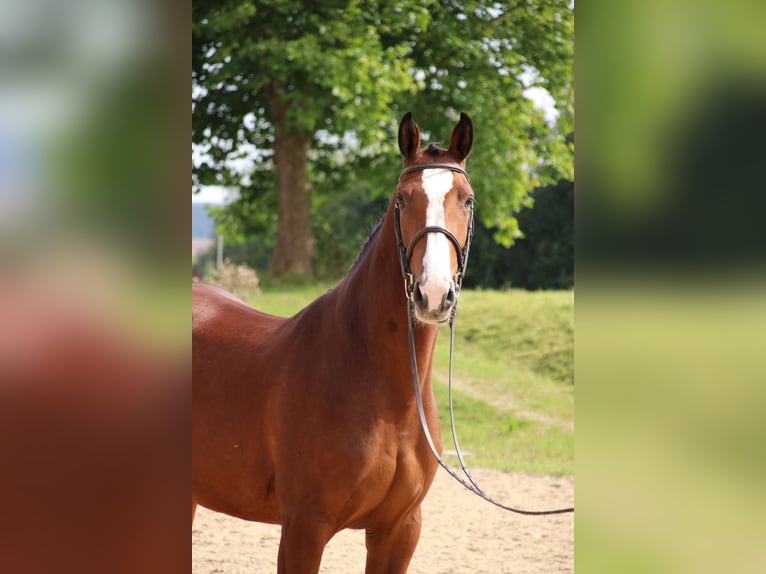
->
432;368;574;434
192;468;573;573
432;369;508;411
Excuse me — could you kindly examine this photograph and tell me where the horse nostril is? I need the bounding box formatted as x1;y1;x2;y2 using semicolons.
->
414;284;428;308
443;286;456;308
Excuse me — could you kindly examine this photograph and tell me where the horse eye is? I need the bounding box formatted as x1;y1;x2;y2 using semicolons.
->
464;197;474;209
396;195;405;208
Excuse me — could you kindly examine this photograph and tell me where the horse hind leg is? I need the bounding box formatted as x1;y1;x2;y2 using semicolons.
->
364;507;422;574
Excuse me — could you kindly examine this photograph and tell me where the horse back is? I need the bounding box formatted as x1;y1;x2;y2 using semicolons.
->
193;281;280;329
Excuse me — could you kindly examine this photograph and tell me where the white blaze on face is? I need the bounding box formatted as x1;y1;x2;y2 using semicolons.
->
419;169;455;311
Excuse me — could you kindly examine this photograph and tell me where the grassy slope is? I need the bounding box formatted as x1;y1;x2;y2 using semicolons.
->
248;284;573;475
432;289;573;475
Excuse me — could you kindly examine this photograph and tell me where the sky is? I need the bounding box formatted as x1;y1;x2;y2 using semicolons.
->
192;185;234;205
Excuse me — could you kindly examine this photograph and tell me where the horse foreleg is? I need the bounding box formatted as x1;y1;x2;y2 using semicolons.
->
276;514;333;574
364;507;422;574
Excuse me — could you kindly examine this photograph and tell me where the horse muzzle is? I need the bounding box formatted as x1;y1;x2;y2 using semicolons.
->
412;279;457;324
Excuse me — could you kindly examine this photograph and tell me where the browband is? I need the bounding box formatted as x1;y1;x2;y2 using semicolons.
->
398;163;471;182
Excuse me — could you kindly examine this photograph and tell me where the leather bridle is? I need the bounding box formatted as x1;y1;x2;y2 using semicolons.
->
395;163;575;516
393;163;474;303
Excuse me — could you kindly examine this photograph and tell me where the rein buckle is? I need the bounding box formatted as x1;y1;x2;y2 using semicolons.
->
453;272;464;296
403;272;415;300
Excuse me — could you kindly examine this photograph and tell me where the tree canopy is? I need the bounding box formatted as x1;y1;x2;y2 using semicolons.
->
193;0;573;278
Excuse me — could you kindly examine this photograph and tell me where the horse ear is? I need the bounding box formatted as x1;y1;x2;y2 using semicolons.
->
398;112;421;160
448;112;474;162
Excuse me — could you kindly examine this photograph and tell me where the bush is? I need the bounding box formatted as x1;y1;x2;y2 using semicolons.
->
202;259;261;301
463;179;573;290
196;239;273;279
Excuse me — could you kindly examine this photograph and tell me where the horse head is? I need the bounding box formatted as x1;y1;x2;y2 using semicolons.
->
395;112;475;324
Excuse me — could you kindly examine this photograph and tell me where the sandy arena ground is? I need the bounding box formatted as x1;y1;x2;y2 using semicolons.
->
192;468;574;573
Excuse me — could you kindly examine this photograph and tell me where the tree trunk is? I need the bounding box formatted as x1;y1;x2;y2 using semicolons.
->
267;83;315;280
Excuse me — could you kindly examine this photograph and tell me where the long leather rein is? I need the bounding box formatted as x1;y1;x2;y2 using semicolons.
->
395;163;574;516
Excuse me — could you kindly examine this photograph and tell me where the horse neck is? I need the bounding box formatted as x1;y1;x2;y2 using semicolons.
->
337;206;439;381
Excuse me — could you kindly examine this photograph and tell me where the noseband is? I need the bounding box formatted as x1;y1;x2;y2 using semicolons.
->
393;163;475;301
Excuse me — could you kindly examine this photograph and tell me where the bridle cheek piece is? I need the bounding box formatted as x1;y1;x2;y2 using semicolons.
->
393;164;475;303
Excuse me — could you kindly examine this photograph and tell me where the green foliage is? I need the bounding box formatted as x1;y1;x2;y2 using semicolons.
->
207;183;278;245
312;184;389;279
193;0;426;183
193;0;574;271
510;179;574;290
196;237;273;279
465;178;574;290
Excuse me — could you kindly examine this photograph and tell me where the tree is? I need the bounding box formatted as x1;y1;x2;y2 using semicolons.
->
193;1;573;279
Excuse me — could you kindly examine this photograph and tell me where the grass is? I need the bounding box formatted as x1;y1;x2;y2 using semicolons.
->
249;282;334;317
248;284;573;476
433;383;573;475
432;289;573;475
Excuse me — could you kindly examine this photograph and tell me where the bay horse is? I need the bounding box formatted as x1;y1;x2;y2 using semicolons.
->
192;112;475;573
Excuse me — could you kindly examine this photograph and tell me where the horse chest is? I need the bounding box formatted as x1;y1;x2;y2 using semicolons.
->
338;418;438;528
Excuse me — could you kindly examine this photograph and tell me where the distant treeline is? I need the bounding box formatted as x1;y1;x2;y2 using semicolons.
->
466;179;573;290
196;179;573;291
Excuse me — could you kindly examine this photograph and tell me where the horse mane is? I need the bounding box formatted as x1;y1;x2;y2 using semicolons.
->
347;216;385;274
